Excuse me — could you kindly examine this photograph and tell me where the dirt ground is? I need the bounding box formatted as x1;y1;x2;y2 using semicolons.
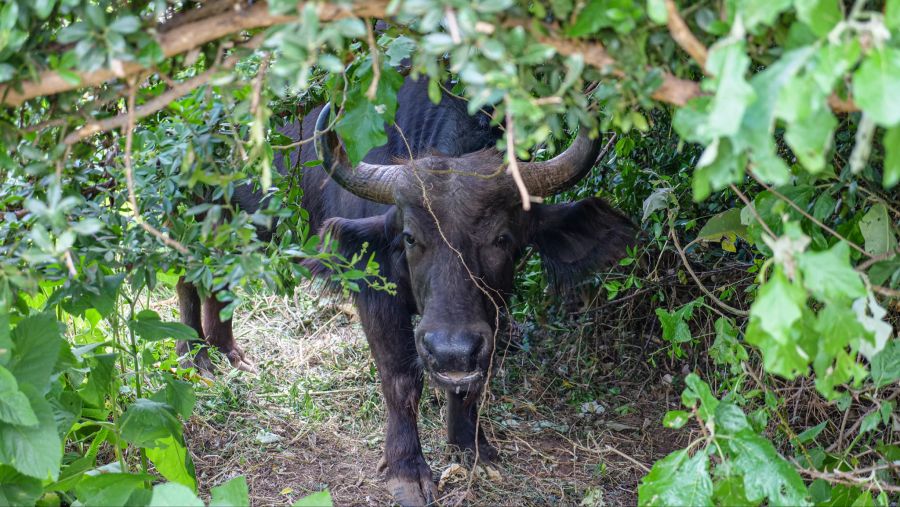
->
172;287;695;506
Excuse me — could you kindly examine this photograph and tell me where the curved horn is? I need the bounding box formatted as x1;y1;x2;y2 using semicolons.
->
314;103;403;204
518;129;603;197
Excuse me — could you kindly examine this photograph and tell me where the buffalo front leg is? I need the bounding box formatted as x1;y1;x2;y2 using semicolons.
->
447;390;498;463
175;277;214;374
358;296;436;507
201;294;256;373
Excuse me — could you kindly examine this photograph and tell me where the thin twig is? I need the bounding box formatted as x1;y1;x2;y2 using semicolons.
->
122;79;189;254
365;20;381;101
664;0;708;70
729;183;775;238
669;226;749;317
504;108;532;211
747;170;873;259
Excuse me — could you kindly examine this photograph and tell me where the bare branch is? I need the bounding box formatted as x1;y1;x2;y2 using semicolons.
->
504;110;533;211
665;0;708;70
0;0;389;107
64;34;265;145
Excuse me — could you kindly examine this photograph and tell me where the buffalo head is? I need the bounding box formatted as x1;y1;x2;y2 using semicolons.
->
315;104;635;393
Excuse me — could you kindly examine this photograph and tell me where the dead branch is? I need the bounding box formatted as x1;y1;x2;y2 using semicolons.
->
63;34;265;145
664;0;708;70
0;0;388;107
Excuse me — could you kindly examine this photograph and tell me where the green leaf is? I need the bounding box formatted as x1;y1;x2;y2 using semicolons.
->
859;203;898;256
61;274;125;318
129;310;198;342
681;373;720;421
0;2;18;31
794;0;842;37
705;41;755;137
8;313;62;394
160;378;196;419
662;410;690;429
638;449;713;507
739;0;792;30
784;106;836;173
149;482;203;507
726;428;809;505
75;473;152;507
693;138;745;201
709;317;748;372
210;476;250;507
746;269;813;378
853;48;900;127
655;308;692;343
31;0;57;19
795;421;827;444
0;385;62;480
292;490;333;507
108;15;141;34
870;340;900;388
646;0;667;24
146;435;196;491
79;353;117;407
887;0;900;31
118;399;182;448
798;242;866;303
750;269;806;339
883;126;900;189
0;366;38;426
0;464;42;506
697;208;747;242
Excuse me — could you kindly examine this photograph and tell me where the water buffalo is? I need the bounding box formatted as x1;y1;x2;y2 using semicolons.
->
176;77;635;505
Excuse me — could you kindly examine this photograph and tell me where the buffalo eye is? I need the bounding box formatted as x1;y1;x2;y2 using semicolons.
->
403;232;416;247
493;233;511;248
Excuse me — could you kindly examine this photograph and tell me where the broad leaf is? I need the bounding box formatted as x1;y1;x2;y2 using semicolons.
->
0;366;37;426
726;429;809;506
8;313;62;394
0;385;62;480
118;399;182;448
210;476;250;507
146;435;196;491
638;449;713;507
697;208;747;243
75;473;152;507
853;48;900;127
149;483;204;507
870;340;900;388
129;310;198;342
859;203;897;256
884;126;900;189
797;242;865;304
292;490;334;507
0;464;42;506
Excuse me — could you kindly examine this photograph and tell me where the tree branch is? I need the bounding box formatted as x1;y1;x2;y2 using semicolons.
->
63;34;265;145
664;0;708;71
0;0;388;107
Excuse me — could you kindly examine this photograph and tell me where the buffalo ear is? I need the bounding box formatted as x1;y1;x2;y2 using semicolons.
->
529;197;637;290
304;209;400;279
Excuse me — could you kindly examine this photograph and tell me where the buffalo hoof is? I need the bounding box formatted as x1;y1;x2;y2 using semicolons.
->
222;345;257;373
379;457;437;506
449;440;498;465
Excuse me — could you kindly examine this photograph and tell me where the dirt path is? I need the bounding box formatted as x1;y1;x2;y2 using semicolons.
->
181;291;691;506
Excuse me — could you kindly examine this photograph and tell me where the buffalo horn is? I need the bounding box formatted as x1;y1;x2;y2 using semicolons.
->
314;103;402;204
518;129;602;197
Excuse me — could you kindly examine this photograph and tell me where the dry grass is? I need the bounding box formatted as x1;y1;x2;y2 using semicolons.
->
147;284;693;506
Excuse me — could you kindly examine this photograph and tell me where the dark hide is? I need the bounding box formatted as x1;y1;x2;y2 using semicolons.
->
180;76;636;506
286;78;635;505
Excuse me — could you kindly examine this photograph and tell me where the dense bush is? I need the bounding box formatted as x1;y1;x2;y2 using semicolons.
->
0;0;897;505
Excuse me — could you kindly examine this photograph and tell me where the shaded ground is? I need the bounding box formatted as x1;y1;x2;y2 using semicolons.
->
158;287;694;506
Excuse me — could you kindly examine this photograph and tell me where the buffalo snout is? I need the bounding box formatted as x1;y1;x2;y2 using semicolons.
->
418;323;492;389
